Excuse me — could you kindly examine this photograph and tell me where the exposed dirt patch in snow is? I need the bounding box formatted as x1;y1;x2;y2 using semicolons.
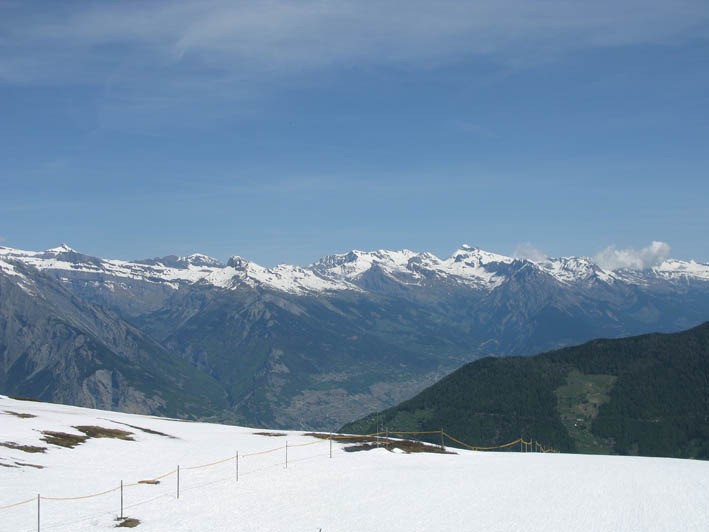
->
305;433;452;454
40;431;88;448
0;441;47;453
14;461;44;469
116;517;140;528
41;426;134;448
4;410;37;418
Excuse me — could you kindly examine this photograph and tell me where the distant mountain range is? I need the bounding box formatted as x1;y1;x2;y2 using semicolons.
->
1;243;708;430
342;322;709;460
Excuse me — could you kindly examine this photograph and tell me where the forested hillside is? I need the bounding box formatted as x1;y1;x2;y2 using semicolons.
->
342;322;709;459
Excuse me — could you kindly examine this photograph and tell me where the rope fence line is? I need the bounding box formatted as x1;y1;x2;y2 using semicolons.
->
183;455;235;471
39;486;121;502
0;496;36;511
0;428;559;528
443;433;524;451
287;440;323;448
241;445;286;458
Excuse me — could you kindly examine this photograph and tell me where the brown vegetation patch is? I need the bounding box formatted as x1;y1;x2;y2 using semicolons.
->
10;396;40;402
0;441;47;453
40;431;88;448
116;517;140;528
305;433;453;454
74;426;134;441
14;461;44;469
253;431;287;437
4;410;37;418
138;479;160;485
0;462;17;468
40;426;134;448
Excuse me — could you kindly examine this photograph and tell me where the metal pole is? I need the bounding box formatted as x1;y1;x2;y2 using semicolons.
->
440;429;445;451
329;436;332;459
285;441;288;469
177;465;180;499
37;494;40;532
120;480;124;519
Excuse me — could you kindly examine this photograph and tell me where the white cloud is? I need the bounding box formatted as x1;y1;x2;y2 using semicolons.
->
594;241;671;271
513;243;548;262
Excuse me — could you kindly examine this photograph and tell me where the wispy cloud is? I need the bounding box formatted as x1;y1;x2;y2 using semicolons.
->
513;243;548;262
2;1;706;94
594;241;671;270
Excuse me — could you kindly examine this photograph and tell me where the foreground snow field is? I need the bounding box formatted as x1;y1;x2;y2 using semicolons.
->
1;396;707;532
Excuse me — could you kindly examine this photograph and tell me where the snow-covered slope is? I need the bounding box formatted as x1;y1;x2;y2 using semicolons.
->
2;243;708;295
538;256;618;285
652;259;709;281
1;396;707;532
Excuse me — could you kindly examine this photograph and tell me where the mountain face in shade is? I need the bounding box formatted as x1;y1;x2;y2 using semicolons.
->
0;261;229;421
1;243;709;430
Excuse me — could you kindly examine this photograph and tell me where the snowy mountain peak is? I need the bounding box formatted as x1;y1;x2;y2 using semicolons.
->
312;248;422;282
538;256;614;284
178;253;224;268
450;245;514;265
227;256;250;270
45;243;76;254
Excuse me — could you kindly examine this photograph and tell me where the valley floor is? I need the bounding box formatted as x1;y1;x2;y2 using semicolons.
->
1;396;707;532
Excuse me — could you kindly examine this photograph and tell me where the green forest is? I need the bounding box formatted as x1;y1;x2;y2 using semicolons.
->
341;322;709;459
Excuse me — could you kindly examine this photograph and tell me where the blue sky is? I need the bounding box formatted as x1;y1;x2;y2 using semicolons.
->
1;1;708;266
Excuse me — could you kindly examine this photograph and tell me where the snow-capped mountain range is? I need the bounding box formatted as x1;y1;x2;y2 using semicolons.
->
1;243;708;295
2;241;709;431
